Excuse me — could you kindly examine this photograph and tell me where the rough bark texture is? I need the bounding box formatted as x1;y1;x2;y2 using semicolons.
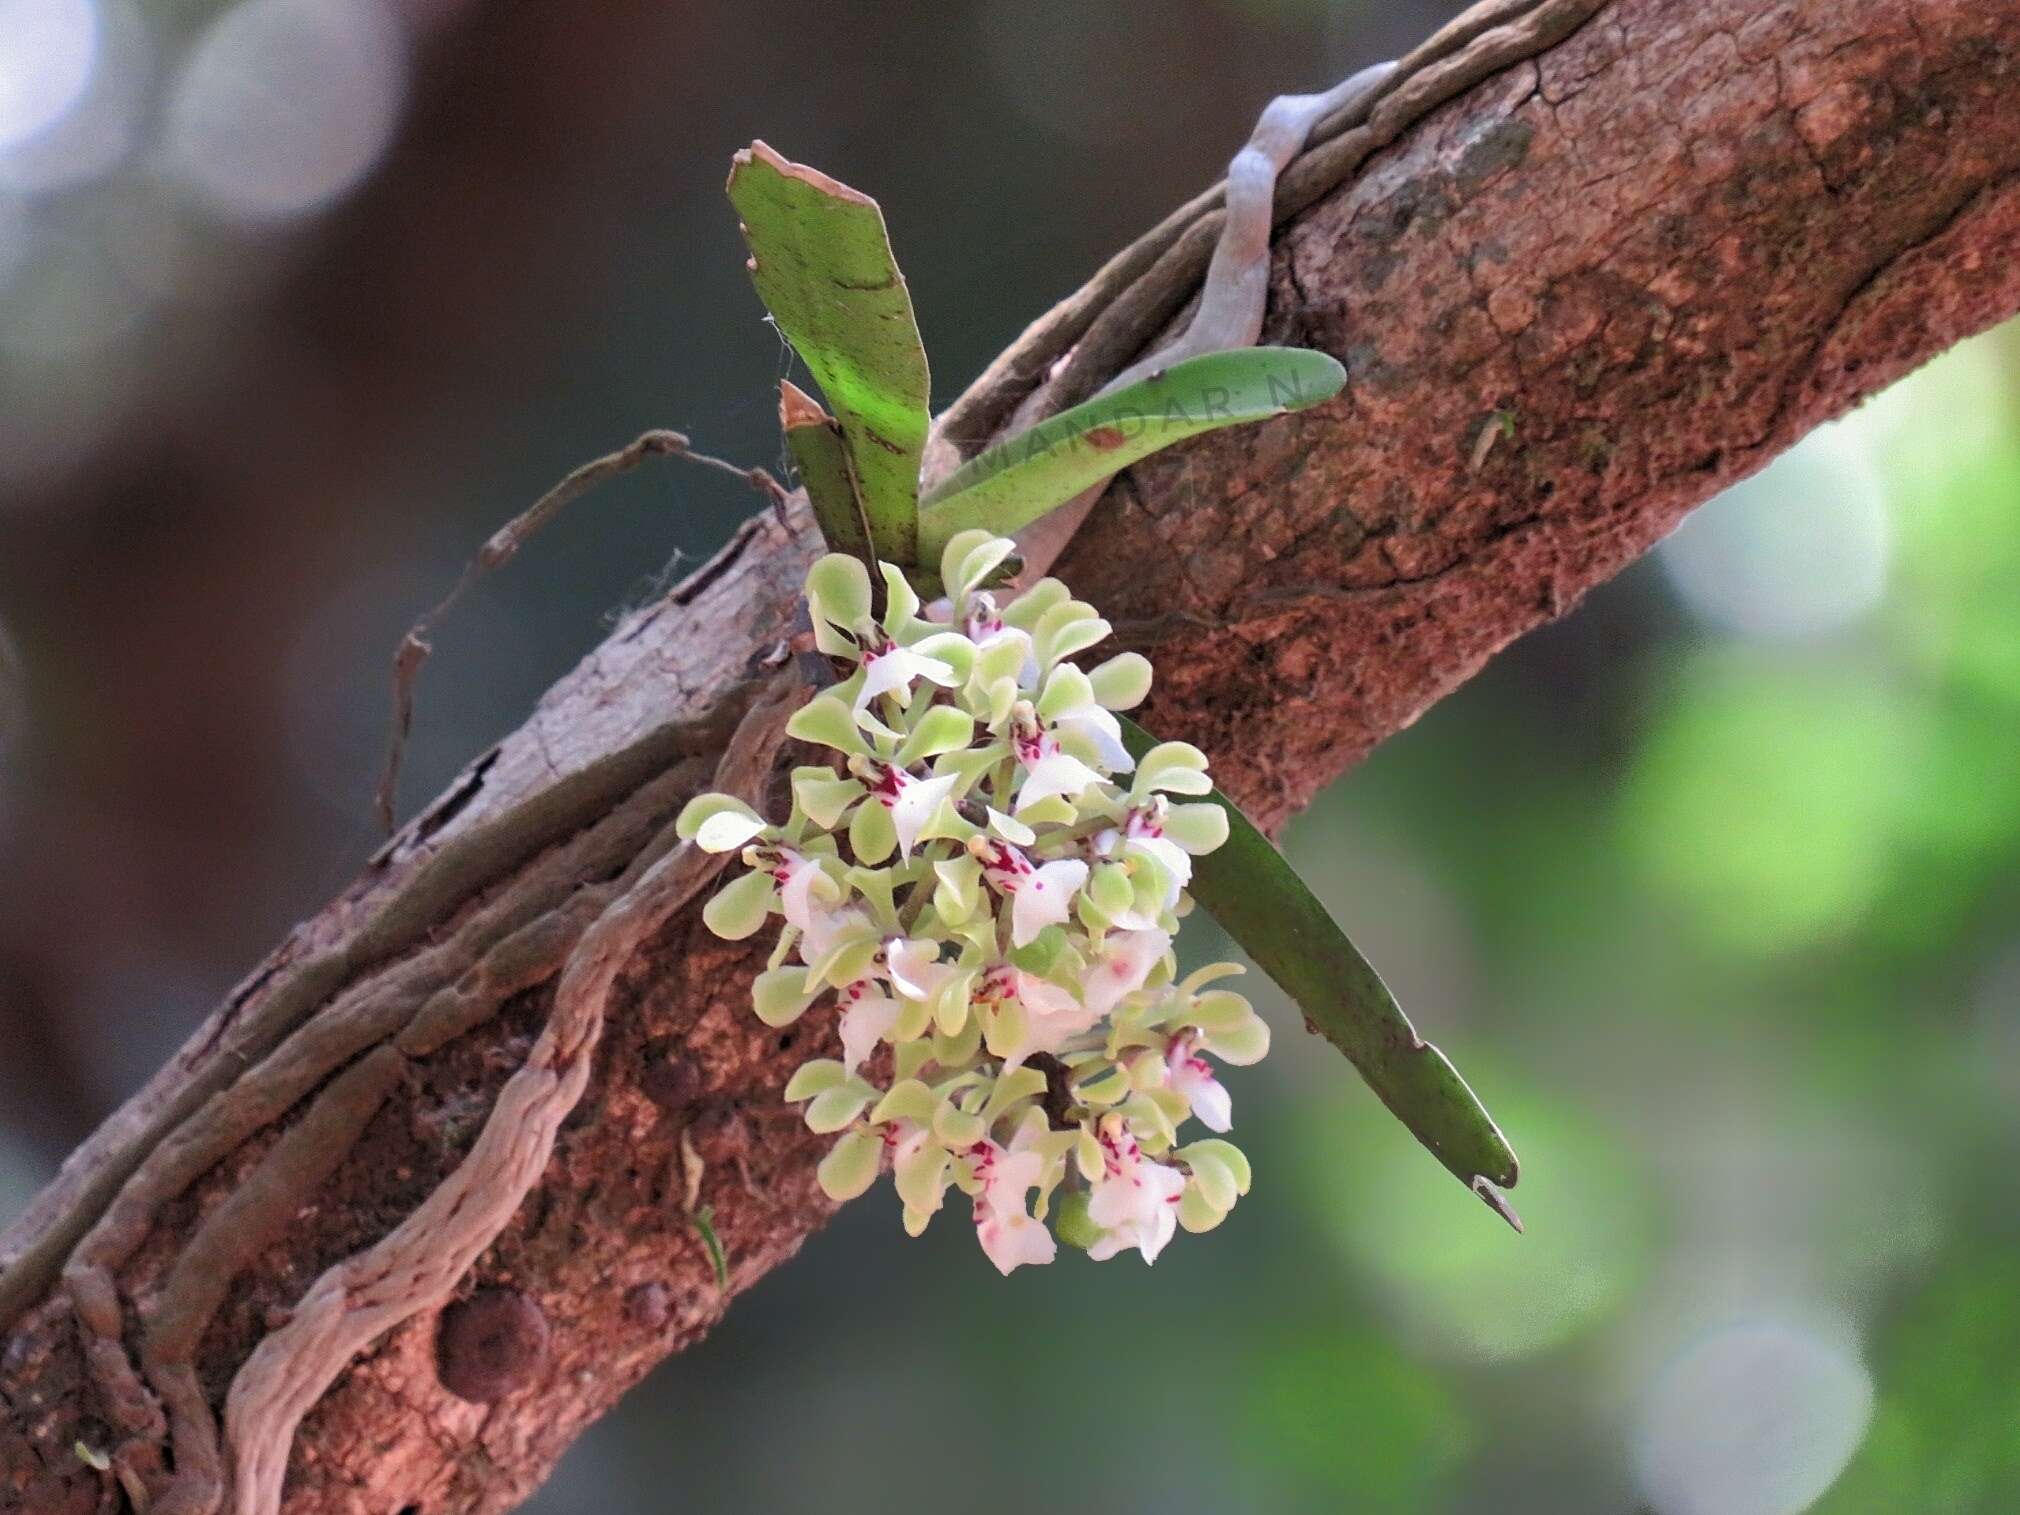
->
5;0;2019;1510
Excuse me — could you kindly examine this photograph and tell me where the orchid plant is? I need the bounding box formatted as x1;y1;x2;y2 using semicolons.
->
679;533;1265;1269
682;143;1522;1270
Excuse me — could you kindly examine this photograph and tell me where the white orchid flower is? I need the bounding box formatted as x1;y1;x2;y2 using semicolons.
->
1165;1032;1232;1133
1086;1115;1185;1264
854;637;959;715
970;1132;1057;1276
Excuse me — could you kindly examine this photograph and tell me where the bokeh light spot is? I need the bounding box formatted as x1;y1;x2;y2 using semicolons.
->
1302;1078;1653;1361
0;0;144;192
1660;422;1890;642
1634;1320;1873;1515
1619;653;1914;954
0;0;98;153
164;0;406;225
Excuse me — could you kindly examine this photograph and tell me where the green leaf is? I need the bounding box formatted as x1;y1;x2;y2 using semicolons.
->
1117;716;1521;1224
727;142;930;565
690;1204;729;1290
917;347;1346;562
780;381;872;561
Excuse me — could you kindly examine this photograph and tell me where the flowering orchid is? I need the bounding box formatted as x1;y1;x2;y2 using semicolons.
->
1165;1032;1233;1133
970;1129;1058;1276
678;532;1267;1271
857;760;961;858
1012;722;1105;814
1086;1115;1186;1264
978;841;1089;949
837;979;902;1075
1081;928;1170;1017
854;636;959;715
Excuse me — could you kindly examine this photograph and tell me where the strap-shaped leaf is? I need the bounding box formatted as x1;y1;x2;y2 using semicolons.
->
779;380;871;562
1118;716;1521;1227
917;347;1344;562
727;142;930;565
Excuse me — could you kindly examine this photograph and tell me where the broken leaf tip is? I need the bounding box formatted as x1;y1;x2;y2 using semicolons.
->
1471;1176;1524;1234
728;139;877;206
779;378;831;431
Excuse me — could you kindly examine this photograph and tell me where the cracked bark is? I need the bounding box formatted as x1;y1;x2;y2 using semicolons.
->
5;0;2020;1509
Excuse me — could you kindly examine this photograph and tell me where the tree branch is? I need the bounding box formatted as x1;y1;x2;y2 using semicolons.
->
5;0;2018;1510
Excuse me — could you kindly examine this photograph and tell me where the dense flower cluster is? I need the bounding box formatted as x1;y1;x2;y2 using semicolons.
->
676;531;1267;1272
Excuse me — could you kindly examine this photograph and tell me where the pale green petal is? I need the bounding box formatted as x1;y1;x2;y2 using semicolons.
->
971;635;1027;689
933;983;970;1036
1086;652;1153;711
702;871;776;940
1016;794;1080;829
817;1128;882;1201
807;930;881;993
806;553;872;630
982;1065;1047;1124
880;561;921;632
933;1099;985;1148
952;534;1016;601
805;1083;875;1134
911;631;976;683
1176;1138;1252;1194
752;966;815;1027
783;1058;847;1101
892;994;933;1042
982;1000;1028;1062
937;527;997;596
1076;1128;1104;1182
849;799;897;865
846;866;899;926
1001;577;1069;632
792;770;865;830
1132;741;1213;799
1076;1068;1130;1106
896;1145;952;1213
1182;1148;1239;1211
1034;601;1110;669
1087;862;1135;918
871;1078;937;1124
676;792;760;843
895;705;975;767
1188;988;1254;1033
1205;1013;1270;1066
695;810;770;853
1177;1186;1229;1234
1163;802;1230;855
932;856;983;923
932;1015;982;1066
1037;664;1094;723
787;695;870;756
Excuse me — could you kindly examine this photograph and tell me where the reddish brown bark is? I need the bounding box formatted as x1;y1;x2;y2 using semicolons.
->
4;0;2019;1510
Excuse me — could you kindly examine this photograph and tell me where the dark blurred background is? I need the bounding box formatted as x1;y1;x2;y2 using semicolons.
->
2;2;2018;1511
